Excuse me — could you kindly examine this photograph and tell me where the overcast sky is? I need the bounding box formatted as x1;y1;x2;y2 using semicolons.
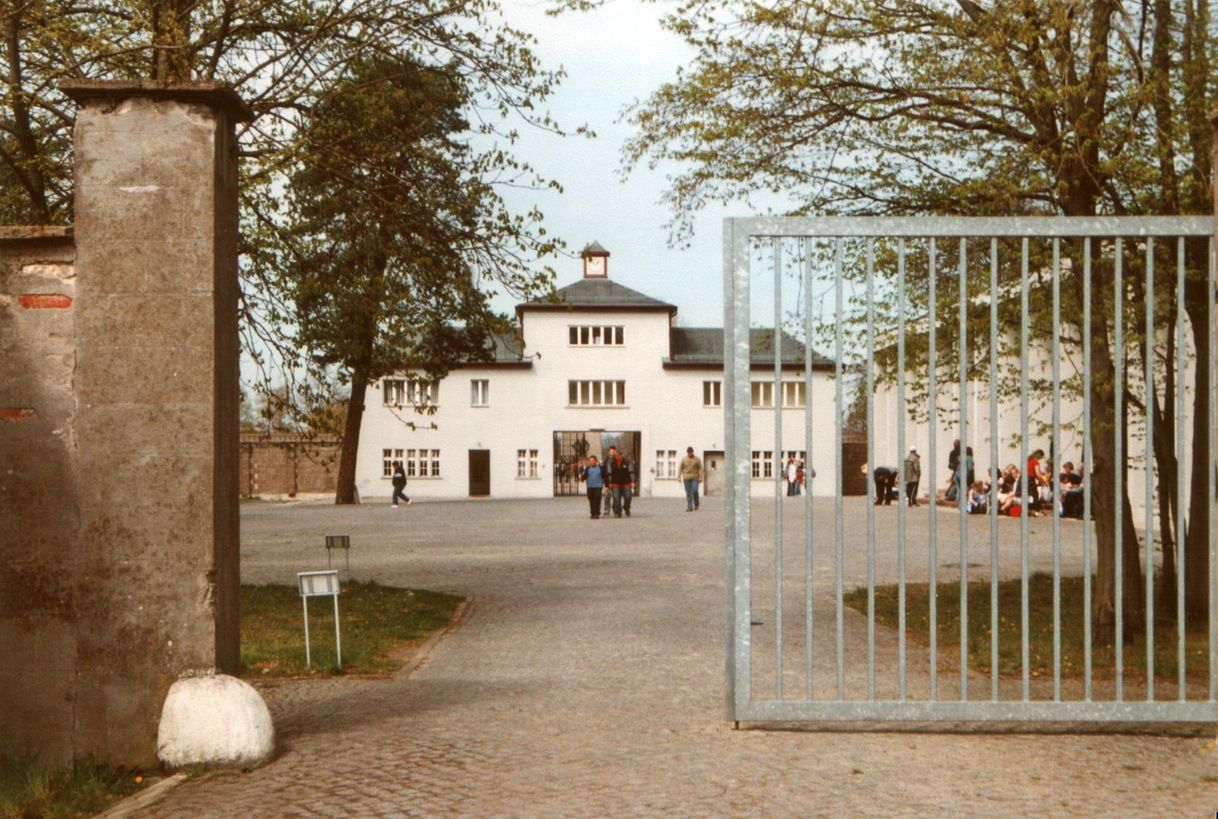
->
491;0;754;328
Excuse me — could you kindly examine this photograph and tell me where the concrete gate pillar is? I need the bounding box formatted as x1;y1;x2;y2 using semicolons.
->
60;80;253;765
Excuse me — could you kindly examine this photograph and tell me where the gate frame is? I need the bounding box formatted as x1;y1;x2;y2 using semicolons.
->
723;215;1218;726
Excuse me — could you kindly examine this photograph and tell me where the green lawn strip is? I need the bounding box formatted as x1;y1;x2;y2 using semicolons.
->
0;754;147;819
241;581;463;677
845;573;1210;680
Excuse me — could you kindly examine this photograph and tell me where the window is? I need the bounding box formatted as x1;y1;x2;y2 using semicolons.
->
569;325;625;346
656;449;678;479
782;381;806;408
383;377;438;407
471;379;489;407
405;449;441;478
517;448;539;479
382;448;404;477
703;380;722;407
751;382;774;408
782;450;807;465
751;450;774;479
568;380;626;406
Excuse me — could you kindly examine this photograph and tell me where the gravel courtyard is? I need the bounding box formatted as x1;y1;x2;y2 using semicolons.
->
146;495;1218;816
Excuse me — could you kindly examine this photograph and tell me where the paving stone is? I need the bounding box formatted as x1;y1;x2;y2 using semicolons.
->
147;497;1218;816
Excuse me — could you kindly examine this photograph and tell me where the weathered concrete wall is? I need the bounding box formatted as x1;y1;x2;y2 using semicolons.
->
0;82;252;767
0;228;79;762
239;435;340;497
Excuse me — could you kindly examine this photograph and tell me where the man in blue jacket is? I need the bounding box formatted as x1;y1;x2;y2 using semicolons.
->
579;455;607;519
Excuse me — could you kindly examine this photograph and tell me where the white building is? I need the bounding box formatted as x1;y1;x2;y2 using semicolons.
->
356;243;838;501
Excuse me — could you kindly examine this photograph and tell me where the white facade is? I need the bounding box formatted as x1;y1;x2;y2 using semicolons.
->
356;250;838;501
872;324;1203;523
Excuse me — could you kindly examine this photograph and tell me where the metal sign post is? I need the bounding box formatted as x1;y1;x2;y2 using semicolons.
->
297;570;342;669
325;534;351;580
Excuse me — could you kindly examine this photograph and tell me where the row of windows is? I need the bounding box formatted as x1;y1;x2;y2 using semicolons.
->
706;381;806;409
384;377;808;410
382;447;807;482
382;448;543;480
384;378;438;407
750;450;807;479
382;448;442;478
569;380;626;406
569;325;625;346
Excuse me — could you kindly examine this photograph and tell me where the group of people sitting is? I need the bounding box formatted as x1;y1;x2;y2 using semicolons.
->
869;440;1088;520
962;447;1087;519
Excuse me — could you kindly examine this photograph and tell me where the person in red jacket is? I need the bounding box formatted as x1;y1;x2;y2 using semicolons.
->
606;450;636;518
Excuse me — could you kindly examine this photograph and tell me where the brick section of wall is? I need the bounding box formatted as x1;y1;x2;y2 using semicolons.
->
0;231;78;764
239;435;340;497
18;293;73;309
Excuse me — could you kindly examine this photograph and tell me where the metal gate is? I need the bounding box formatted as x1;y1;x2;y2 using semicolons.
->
724;216;1218;725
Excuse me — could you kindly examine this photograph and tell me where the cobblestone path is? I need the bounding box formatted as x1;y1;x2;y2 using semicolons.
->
149;497;1218;816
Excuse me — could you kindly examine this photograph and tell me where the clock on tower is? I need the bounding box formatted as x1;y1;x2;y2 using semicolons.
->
581;241;609;278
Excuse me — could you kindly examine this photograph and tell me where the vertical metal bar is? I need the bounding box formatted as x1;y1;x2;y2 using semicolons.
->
333;593;342;670
1020;237;1030;701
865;239;877;700
302;596;311;668
834;239;845;699
727;220;754;717
1052;237;1062;702
898;239;908;701
803;240;815;701
1209;236;1216;704
990;237;999;702
1084;238;1093;701
773;238;784;700
958;237;969;701
1176;235;1186;701
723;219;737;719
928;238;939;701
1115;238;1125;701
1145;238;1155;702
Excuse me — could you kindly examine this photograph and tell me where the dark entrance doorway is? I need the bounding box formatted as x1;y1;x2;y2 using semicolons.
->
552;430;641;496
468;449;490;496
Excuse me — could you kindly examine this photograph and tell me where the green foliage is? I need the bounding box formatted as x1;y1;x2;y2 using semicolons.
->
241;581;462;676
283;56;552;386
2;0;573;433
0;754;145;819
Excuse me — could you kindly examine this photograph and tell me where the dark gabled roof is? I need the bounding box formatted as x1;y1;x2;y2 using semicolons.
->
518;277;677;314
581;241;609;256
666;327;834;369
455;329;530;367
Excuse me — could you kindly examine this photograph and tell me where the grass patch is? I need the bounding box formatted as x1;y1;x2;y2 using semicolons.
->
845;573;1211;680
241;581;462;677
0;755;146;819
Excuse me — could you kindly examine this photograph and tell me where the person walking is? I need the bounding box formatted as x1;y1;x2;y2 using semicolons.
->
679;447;704;512
903;448;921;506
391;461;411;507
579;455;606;519
607;448;636;517
602;446;617;516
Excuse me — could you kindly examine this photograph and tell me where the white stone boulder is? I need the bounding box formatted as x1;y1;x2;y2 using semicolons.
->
156;672;275;769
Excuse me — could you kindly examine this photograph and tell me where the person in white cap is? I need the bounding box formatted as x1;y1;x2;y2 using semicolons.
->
903;447;921;506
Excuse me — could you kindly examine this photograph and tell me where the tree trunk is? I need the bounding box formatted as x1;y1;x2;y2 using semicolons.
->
334;363;369;505
1183;285;1213;623
1085;258;1146;644
2;8;51;222
150;0;194;81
